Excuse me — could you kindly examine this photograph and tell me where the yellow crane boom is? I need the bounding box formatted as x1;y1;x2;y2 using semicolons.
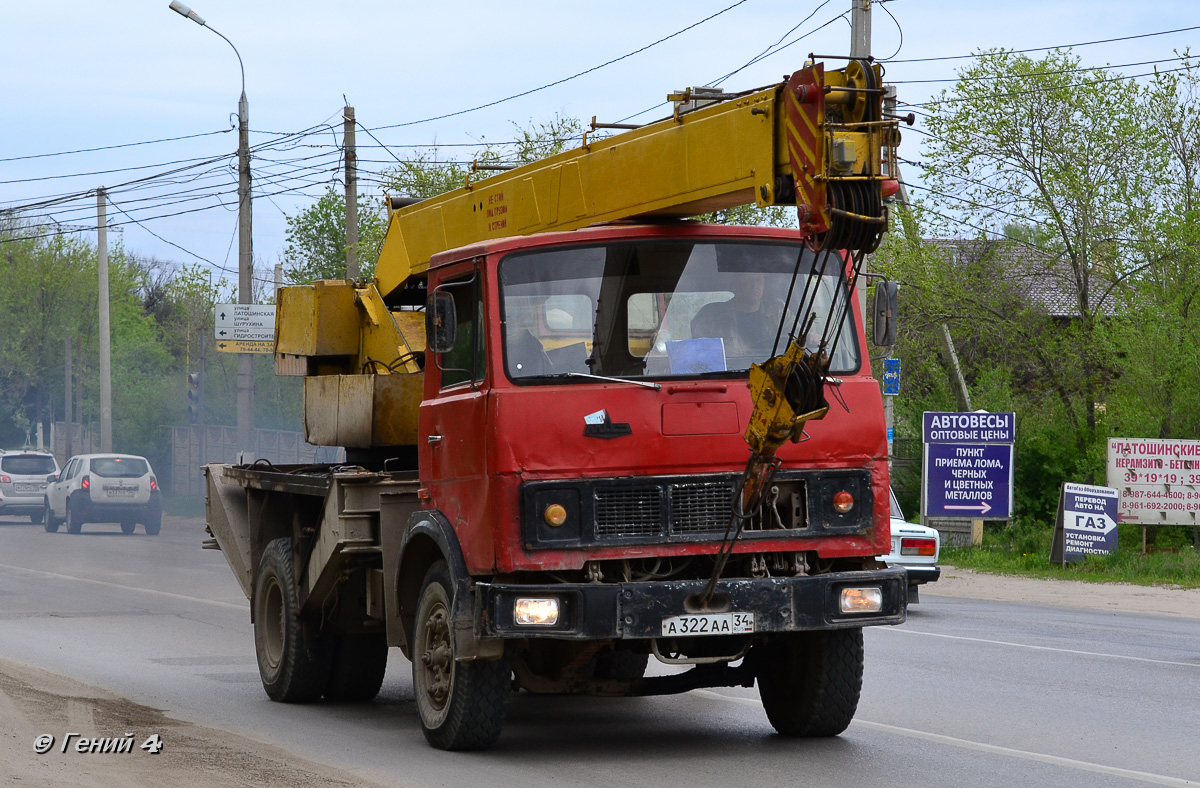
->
374;59;898;300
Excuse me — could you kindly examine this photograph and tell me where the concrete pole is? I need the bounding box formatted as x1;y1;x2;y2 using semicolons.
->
97;188;112;452
850;0;872;59
63;338;72;460
237;91;255;455
851;0;872;322
344;105;358;279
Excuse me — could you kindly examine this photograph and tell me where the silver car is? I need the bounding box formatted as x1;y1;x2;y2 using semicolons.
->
0;450;60;523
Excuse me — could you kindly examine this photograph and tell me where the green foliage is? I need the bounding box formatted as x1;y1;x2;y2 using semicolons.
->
699;204;796;228
943;525;1200;589
283;187;387;284
879;50;1200;533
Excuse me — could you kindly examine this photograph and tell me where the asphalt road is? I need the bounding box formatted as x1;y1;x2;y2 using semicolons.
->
0;513;1197;787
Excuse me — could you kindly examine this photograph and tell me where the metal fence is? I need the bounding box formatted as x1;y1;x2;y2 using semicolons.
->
169;425;319;497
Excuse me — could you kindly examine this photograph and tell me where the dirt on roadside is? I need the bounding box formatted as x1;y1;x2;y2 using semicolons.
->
927;565;1200;619
0;658;390;788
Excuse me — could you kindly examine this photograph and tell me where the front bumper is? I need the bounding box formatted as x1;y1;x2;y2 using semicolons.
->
479;568;907;640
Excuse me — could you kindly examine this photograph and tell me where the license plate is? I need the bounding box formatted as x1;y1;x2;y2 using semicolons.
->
14;483;39;493
661;612;755;636
105;489;135;498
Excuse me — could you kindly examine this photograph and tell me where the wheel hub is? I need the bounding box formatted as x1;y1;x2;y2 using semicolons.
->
419;605;452;709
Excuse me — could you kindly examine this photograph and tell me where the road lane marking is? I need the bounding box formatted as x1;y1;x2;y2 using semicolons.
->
884;627;1200;669
692;690;1197;787
0;563;247;611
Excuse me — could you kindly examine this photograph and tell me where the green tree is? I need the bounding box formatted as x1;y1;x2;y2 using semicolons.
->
282;188;388;284
920;50;1161;460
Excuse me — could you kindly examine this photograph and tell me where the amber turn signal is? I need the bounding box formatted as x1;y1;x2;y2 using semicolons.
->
544;503;568;527
832;490;854;513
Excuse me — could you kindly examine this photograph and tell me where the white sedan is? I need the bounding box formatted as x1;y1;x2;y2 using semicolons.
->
881;488;940;603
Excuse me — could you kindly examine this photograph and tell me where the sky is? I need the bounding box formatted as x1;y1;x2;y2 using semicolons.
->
2;0;1196;293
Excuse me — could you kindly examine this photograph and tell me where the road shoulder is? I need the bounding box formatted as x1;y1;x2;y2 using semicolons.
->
926;565;1200;619
0;657;391;788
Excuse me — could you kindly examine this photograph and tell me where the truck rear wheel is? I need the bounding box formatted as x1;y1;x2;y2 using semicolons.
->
324;633;388;702
254;538;330;703
755;628;863;737
412;560;510;750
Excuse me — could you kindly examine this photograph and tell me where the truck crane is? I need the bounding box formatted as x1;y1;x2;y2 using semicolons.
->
204;54;906;751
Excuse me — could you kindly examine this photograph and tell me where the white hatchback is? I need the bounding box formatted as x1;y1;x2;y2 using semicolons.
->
881;488;940;603
44;454;163;535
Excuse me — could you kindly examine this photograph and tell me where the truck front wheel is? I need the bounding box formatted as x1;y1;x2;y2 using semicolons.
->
253;538;331;702
755;628;864;737
412;560;510;750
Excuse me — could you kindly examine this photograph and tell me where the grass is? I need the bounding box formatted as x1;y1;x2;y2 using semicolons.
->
942;520;1200;590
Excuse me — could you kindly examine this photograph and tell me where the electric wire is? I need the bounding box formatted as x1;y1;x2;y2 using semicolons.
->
364;0;753;132
884;24;1200;64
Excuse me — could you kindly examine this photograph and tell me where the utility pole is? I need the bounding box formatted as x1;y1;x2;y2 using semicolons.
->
850;0;872;59
344;105;358;279
237;88;255;455
850;0;872;323
97;188;113;452
63;338;72;461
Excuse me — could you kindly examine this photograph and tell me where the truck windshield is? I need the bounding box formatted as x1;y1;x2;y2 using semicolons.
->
499;240;859;381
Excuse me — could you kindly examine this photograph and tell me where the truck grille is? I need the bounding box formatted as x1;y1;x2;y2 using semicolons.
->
670;481;735;533
522;470;869;551
594;479;736;539
595;486;662;536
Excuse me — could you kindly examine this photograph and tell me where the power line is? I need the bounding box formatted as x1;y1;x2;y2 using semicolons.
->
0;129;231;164
365;0;753;132
883;24;1200;64
891;54;1191;84
902;64;1192;109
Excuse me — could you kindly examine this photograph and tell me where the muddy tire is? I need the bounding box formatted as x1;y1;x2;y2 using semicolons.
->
324;632;388;702
253;538;330;702
412;560;510;750
756;628;863;737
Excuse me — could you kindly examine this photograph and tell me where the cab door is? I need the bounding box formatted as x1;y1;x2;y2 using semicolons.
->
419;262;494;571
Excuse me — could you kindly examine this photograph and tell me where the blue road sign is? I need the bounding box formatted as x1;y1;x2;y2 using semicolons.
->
923;411;1015;443
1062;483;1119;559
925;442;1013;518
882;358;900;396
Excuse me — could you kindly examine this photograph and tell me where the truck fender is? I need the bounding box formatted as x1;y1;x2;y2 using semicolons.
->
391;511;502;662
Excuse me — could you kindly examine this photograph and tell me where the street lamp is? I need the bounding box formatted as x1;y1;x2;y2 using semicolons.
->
169;1;254;454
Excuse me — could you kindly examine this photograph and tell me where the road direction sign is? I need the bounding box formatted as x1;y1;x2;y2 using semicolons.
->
216;339;273;354
922;411;1016;521
214;304;275;331
215;326;274;342
923;411;1015;443
924;442;1013;518
882;358;900;396
1051;482;1119;564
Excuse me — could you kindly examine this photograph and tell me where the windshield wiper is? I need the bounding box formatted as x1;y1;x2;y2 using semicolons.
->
565;372;661;390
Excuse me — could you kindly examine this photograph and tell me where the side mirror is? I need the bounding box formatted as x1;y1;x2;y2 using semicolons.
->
426;291;458;354
872;280;899;347
47;474;58;483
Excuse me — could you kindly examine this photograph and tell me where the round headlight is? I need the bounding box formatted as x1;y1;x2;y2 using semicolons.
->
544;503;568;527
